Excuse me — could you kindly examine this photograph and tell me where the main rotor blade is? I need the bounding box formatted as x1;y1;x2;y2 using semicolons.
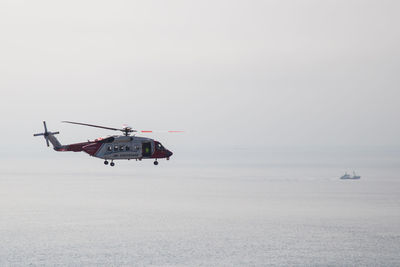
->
43;121;48;133
62;121;120;131
45;137;50;147
33;133;45;136
139;130;185;133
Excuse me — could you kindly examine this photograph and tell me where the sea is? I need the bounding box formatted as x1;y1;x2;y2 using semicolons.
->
1;147;399;266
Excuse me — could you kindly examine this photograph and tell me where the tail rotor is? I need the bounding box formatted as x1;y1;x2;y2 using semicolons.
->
33;121;60;147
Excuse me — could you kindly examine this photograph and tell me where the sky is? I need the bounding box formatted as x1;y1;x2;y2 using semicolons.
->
1;0;399;159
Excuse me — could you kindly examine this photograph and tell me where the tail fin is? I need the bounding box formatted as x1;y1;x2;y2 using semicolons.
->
33;121;62;150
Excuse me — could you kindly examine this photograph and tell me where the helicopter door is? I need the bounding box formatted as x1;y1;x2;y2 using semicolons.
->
142;142;152;157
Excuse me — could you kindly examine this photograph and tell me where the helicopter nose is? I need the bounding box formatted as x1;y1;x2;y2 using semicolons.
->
167;150;173;157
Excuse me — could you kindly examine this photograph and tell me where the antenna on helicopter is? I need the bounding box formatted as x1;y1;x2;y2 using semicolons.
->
33;121;60;147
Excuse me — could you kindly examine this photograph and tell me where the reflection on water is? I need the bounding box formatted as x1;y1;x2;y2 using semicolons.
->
0;155;399;266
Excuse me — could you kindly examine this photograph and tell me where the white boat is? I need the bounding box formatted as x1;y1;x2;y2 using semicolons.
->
340;171;361;180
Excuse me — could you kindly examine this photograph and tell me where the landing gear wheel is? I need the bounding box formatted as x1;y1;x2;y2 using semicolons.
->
104;160;109;165
154;160;158;166
110;162;115;167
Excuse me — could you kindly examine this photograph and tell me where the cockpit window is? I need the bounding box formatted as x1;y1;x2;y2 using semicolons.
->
156;143;165;150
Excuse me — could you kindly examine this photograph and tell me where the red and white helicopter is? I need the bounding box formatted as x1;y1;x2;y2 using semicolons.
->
34;121;182;166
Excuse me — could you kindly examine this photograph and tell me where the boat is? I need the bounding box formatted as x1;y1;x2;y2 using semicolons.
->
340;171;361;180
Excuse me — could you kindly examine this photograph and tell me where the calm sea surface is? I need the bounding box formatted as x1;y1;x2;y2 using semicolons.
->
1;153;399;266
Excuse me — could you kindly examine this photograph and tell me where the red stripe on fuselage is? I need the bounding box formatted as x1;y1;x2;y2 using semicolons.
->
82;142;103;156
64;142;92;152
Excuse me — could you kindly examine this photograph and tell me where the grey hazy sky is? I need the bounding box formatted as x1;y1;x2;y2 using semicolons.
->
1;0;399;156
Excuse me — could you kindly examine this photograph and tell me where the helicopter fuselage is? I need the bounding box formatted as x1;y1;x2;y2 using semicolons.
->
56;135;173;162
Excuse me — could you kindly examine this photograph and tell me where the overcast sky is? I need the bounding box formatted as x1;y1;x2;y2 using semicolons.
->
1;0;399;158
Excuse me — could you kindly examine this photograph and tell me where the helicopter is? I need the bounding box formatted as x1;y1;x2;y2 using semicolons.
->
33;121;182;166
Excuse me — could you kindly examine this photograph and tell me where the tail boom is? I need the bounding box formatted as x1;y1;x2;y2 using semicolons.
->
34;121;105;156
